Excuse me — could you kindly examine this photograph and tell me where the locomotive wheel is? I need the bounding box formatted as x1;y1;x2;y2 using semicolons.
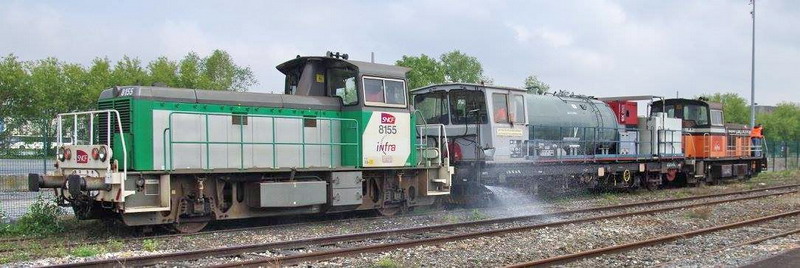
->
172;221;208;233
377;207;401;216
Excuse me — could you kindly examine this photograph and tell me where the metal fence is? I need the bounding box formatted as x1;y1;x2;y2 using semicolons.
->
766;140;800;172
0;122;59;222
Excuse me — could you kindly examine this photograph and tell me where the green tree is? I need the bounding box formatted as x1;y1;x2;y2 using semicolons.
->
757;103;800;142
202;50;256;91
0;50;258;139
524;75;550;95
439;50;484;83
396;54;445;90
110;56;147;86
177;52;205;89
699;92;748;124
147;56;179;86
0;55;29;121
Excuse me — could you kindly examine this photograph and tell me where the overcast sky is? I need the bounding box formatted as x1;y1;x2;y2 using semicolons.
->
1;0;797;105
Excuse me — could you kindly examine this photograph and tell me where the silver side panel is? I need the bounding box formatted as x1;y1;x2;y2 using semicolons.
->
331;171;363;206
153;110;342;170
246;181;327;208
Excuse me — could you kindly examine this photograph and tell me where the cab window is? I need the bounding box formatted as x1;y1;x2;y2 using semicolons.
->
683;105;709;127
328;68;358;105
363;77;407;107
413;92;448;124
492;93;509;123
711;110;723;126
449;90;486;124
512;95;525;123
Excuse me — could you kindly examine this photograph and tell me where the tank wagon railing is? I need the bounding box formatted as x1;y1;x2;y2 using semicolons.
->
163;111;360;171
524;125;682;162
56;110;128;176
416;124;449;167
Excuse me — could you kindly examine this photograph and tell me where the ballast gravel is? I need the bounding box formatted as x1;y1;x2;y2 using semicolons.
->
7;175;800;267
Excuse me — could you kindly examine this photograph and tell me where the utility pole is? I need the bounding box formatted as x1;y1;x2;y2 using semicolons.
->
749;0;756;127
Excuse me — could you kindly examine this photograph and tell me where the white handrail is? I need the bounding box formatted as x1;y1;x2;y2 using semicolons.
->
56;109;128;176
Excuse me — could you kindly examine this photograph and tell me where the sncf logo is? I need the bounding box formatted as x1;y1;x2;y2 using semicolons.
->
76;150;89;163
380;113;396;124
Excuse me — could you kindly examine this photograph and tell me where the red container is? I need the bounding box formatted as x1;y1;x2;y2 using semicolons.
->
605;100;638;126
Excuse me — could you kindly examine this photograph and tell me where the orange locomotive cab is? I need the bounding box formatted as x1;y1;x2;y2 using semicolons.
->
651;98;765;184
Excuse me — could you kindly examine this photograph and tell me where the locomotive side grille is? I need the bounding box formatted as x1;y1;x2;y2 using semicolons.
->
96;99;132;148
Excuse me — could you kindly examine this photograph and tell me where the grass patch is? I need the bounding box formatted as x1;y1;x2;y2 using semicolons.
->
0;196;67;237
106;239;124;252
142;239;159;252
71;245;102;257
467;209;488;221
684;207;714;220
442;214;459;223
374;257;400;268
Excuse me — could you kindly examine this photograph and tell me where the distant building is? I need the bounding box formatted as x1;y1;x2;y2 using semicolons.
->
752;105;776;115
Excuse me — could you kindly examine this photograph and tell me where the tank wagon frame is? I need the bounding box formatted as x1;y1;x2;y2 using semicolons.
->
30;54;453;232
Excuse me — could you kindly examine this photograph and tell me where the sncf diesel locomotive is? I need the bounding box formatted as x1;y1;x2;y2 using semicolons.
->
29;54;453;232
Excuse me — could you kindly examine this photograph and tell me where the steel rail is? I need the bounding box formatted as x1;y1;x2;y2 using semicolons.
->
205;190;798;267
16;182;798;255
654;226;800;268
506;209;800;268
36;186;798;268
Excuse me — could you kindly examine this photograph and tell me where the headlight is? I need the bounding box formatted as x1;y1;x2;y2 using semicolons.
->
64;148;72;160
98;146;107;162
57;147;65;162
91;148;100;160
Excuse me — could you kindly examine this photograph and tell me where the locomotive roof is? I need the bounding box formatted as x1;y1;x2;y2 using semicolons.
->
653;98;724;110
410;83;527;93
98;86;341;110
276;56;410;79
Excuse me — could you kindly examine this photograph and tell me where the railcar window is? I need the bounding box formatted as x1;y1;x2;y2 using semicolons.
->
414;92;448;124
329;68;358;105
449;90;486;124
711;110;723;126
363;77;407;107
513;95;525;123
492;93;509;123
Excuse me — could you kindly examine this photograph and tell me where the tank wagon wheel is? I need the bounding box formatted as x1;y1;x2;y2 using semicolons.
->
171;221;209;233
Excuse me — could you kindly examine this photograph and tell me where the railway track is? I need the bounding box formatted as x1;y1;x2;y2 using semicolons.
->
10;183;798;257
44;184;799;267
505;210;800;267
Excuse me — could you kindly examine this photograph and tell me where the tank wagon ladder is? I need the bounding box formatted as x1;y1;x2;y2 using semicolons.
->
56;110;129;177
162;111;360;171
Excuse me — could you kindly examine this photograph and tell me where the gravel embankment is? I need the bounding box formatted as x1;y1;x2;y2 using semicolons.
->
7;174;800;267
303;192;800;267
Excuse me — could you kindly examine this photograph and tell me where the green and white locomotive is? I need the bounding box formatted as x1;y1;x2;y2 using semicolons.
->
29;54;453;232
